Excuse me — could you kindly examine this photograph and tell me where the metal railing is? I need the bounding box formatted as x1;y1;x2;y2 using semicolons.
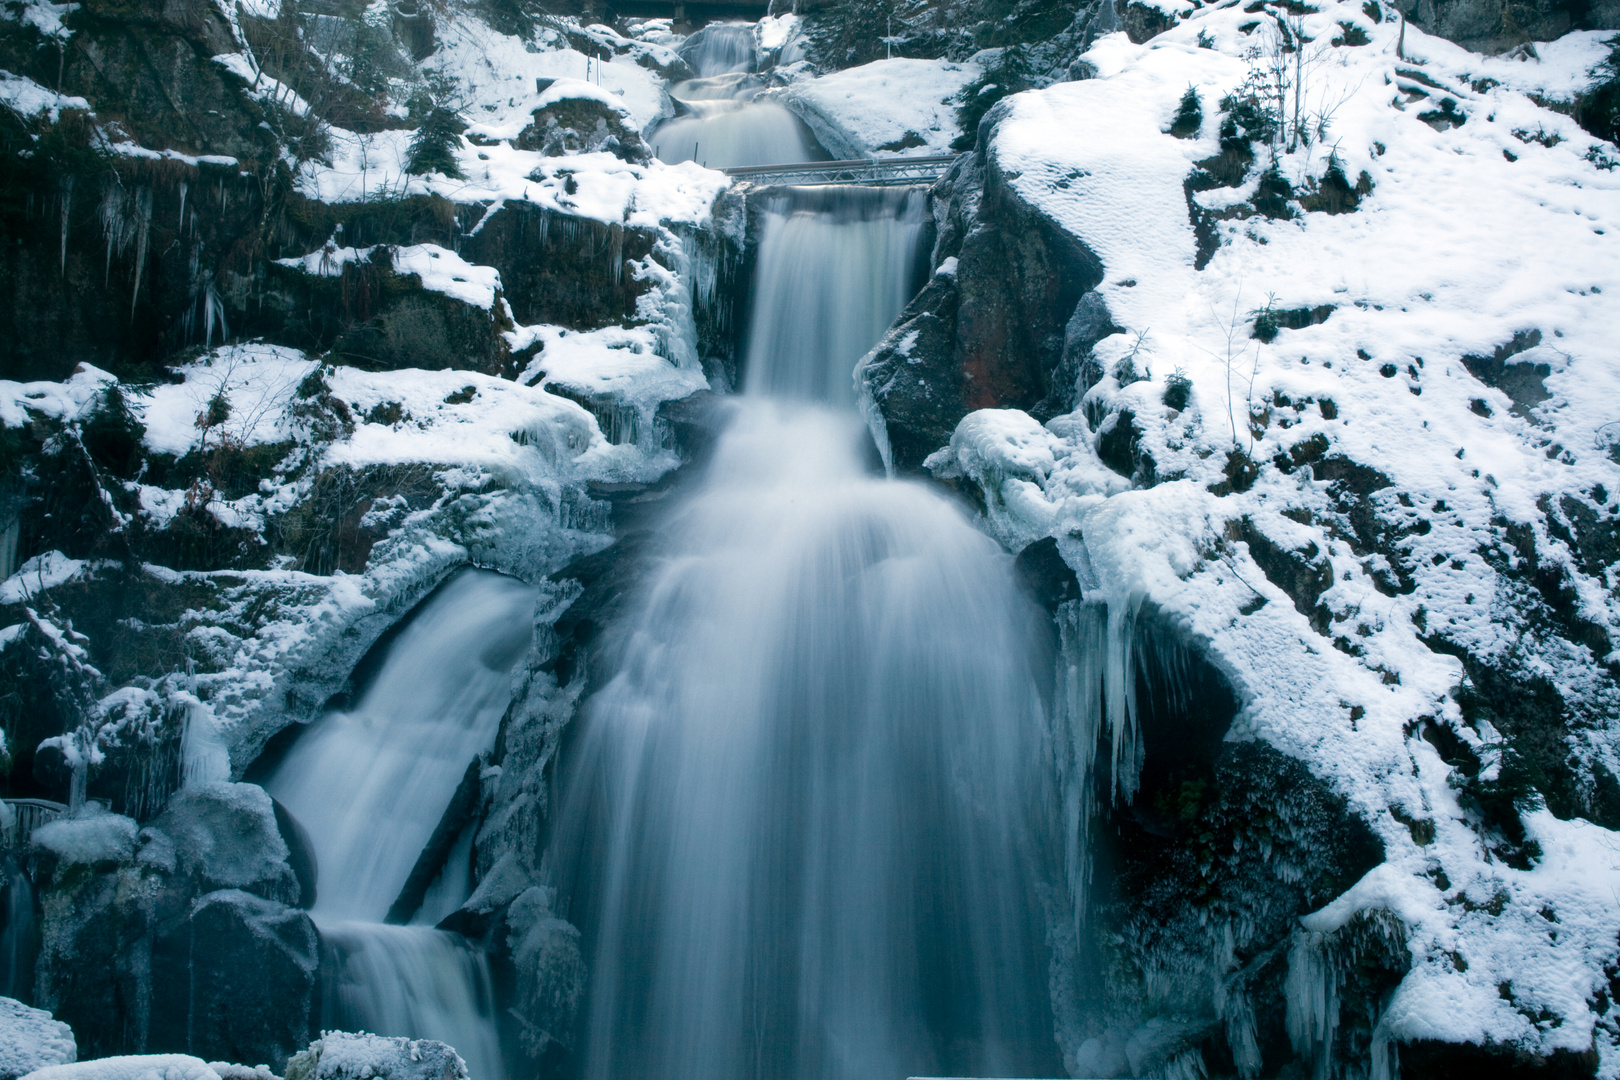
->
723;154;961;187
2;798;68;850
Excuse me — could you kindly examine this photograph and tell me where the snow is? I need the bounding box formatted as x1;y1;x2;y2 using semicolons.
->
0;71;89;120
511;320;707;423
1;552;86;605
276;245;503;311
756;14;799;52
963;3;1620;1069
535;77;630;114
21;1057;219;1080
30;807;138;866
774;58;979;158
135;345;316;457
1;364;117;429
295;140;727;231
286;1032;466;1080
212;53;313;118
430;9;670;138
0;997;75;1080
1;0;77;41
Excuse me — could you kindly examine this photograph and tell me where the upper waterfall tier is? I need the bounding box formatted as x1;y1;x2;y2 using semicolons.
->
743;187;930;408
651;72;829;170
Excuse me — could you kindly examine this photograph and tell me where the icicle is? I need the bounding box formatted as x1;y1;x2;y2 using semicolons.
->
177;180;188;235
1285;930;1339;1080
128;186;152;318
180;699;230;788
58;175;72;277
1104;596;1144;802
203;283;229;348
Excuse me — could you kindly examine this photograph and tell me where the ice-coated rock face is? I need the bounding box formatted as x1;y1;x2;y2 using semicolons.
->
144;784;299;906
283;1034;467;1080
0;996;76;1080
29;788;317;1069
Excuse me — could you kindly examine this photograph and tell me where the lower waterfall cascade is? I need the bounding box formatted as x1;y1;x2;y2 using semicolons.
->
544;183;1068;1079
265;570;539;1080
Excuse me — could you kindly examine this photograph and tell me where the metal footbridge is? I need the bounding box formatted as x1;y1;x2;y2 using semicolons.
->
722;154;961;187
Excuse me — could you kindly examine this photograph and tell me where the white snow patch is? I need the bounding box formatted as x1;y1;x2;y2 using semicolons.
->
1;552;86;605
0;71;89;119
22;1057;219;1080
775;57;979;158
30;807;138;866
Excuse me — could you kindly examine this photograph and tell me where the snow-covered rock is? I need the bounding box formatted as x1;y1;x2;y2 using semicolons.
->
773;57;979;158
0;997;75;1080
282;1034;466;1080
21;1057;216;1080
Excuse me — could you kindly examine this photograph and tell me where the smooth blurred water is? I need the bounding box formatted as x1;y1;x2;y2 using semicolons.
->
679;22;759;77
0;855;34;1001
267;569;536;1080
651;64;827;170
549;173;1063;1079
743;187;930;406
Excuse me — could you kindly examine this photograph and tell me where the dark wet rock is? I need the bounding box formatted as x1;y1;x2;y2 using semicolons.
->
265;247;515;379
1116;0;1180;42
1014;536;1081;612
859;266;968;473
1399;1037;1600;1079
1462;330;1552;417
1047;290;1122;414
149;890;319;1071
1390;0;1620;55
861;148;1105;472
387;758;482;925
1240;515;1334;635
29;791;316;1069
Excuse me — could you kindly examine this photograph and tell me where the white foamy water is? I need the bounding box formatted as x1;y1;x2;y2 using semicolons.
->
549;173;1063;1079
743;187;929;406
267;569;536;1080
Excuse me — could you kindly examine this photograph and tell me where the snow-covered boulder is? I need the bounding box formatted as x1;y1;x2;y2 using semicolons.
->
516;79;651;163
282;1034;466;1080
20;1056;215;1080
31;790;317;1071
0;997;75;1080
142;783;300;907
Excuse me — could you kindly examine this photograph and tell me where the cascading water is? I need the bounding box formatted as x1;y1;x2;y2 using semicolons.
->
266;569;537;1079
547;187;1065;1079
0;853;34;1000
651;24;827;170
744;188;930;406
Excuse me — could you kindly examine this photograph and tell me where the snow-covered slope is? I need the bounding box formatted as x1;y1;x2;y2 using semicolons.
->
928;3;1620;1070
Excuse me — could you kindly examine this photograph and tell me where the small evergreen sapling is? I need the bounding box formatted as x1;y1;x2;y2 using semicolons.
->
407;107;468;178
1170;87;1203;138
1163;368;1193;410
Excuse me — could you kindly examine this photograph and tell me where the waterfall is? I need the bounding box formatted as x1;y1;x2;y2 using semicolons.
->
743;187;930;407
651;55;827;170
548;175;1065;1078
679;23;760;78
0;853;34;1001
266;569;537;1079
